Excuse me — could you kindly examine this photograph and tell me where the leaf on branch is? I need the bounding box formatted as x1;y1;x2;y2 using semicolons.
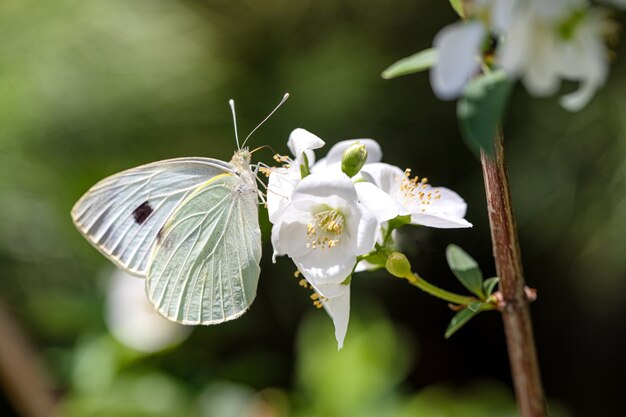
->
446;244;485;298
382;49;437;79
457;70;513;157
445;302;483;338
449;0;465;18
482;277;499;296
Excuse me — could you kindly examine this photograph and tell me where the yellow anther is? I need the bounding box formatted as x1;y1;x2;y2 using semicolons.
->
258;166;273;177
306;209;345;250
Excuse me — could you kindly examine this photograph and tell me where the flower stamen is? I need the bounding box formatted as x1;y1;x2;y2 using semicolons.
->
398;168;441;209
306;209;345;249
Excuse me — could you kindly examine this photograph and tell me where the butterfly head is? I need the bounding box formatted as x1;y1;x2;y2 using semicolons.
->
231;148;252;169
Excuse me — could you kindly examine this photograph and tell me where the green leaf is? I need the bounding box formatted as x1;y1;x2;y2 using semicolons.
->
387;214;412;231
457;70;513;157
382;49;437;79
446;244;484;298
445;303;482;338
300;152;311;178
449;0;465;18
482;277;499;296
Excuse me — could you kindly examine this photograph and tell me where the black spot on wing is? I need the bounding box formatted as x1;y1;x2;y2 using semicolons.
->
133;201;153;225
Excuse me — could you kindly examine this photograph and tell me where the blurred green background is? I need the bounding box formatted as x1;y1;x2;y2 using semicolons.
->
1;1;625;416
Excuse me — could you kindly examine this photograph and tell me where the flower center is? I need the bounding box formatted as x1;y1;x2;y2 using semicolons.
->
306;208;345;249
399;168;441;211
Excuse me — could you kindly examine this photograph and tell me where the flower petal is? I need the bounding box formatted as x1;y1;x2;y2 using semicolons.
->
360;163;405;194
322;285;351;350
267;167;300;223
410;212;473;228
270;206;310;260
354;204;378;255
291;171;357;203
409;187;472;228
294;247;356;284
287;128;325;165
355;182;406;222
430;21;485;100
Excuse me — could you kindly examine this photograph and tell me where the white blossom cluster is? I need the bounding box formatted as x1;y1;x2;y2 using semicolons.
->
431;0;620;111
266;129;472;348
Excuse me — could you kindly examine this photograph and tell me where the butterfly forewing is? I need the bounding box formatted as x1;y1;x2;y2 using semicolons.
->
146;173;261;324
71;157;233;276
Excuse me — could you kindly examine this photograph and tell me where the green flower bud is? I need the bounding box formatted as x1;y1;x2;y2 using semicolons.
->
386;252;412;279
341;142;367;177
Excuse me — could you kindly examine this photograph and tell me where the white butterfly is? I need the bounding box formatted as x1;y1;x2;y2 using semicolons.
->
72;95;288;325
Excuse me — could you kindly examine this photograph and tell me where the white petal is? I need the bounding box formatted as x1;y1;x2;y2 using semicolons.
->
430;21;485;100
287;128;325;165
354;204;378;255
308;280;348;299
355;182;406;222
291;171;357;203
427;187;468;218
410;212;473;228
267;167;300;223
270;206;310;259
559;79;600;112
409;187;472;228
354;258;382;273
314;139;383;172
360;163;404;194
295;247;356;285
490;0;516;34
322;285;351;350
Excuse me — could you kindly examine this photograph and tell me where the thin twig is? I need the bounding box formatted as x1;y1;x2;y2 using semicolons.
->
480;131;547;417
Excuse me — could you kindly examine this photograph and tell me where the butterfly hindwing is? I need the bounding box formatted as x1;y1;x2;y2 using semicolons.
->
146;173;261;324
71;157;233;276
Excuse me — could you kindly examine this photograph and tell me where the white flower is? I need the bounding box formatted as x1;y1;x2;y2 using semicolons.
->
497;0;611;111
360;163;472;228
105;269;191;353
557;9;612;111
272;171;378;283
312;138;382;173
430;20;486;100
271;171;378;348
267;128;324;223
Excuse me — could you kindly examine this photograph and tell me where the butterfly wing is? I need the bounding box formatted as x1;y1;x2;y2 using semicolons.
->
71;157;233;276
146;173;261;325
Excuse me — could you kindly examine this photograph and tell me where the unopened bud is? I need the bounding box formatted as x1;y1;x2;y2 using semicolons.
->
386;252;412;279
341;142;367;177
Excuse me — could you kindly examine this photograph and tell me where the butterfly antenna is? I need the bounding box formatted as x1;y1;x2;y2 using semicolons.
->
250;144;279;156
229;99;241;149
241;93;289;148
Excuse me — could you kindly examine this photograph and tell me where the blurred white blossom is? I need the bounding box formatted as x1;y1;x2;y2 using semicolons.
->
105;269;192;353
498;0;612;111
430;21;486;100
428;0;617;111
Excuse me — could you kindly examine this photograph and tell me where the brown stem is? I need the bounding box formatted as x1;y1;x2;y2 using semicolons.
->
480;131;547;417
0;300;58;417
